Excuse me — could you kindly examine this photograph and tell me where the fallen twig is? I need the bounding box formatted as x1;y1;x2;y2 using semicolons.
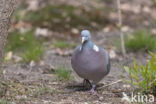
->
98;79;122;90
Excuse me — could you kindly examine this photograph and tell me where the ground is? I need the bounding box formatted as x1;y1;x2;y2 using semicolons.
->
1;31;153;104
0;0;156;103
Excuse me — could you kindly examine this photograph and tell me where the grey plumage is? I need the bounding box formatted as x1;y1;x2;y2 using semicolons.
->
71;30;110;92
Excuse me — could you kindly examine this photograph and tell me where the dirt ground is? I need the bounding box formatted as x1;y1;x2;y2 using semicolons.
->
1;31;154;104
1;0;156;103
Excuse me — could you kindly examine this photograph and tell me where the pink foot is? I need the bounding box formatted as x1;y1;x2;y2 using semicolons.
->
90;88;97;95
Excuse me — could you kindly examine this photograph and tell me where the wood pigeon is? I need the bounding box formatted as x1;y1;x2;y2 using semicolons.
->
71;30;110;93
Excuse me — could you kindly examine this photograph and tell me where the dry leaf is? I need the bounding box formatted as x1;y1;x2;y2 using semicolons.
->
121;26;131;32
5;51;13;61
109;50;116;59
35;28;51;37
30;60;36;67
56;48;64;56
27;0;39;11
103;27;110;33
71;28;79;34
151;29;156;34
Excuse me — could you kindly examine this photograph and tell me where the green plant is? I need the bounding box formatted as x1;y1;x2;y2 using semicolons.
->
125;30;156;52
33;87;52;97
124;52;156;95
153;0;156;7
6;30;44;62
53;41;76;48
55;67;72;81
22;46;44;62
0;100;12;104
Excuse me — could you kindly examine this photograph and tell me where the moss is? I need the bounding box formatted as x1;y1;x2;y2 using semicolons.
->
12;2;27;21
53;41;76;48
0;81;7;97
22;46;44;62
0;99;12;104
55;66;72;81
6;30;44;62
125;30;156;52
33;87;53;97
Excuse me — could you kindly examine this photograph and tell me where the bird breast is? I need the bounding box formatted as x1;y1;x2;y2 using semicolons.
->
71;48;108;82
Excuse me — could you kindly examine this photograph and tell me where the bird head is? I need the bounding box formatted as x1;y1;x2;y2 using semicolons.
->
81;30;91;44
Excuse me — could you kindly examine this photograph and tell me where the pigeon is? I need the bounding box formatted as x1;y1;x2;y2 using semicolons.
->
71;30;110;93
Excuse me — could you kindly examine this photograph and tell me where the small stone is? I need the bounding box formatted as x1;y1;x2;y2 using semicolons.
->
29;60;36;67
13;55;22;62
143;6;150;13
5;51;13;61
123;84;130;88
27;0;39;11
121;26;130;32
99;96;103;101
35;28;51;37
103;27;110;33
151;29;156;34
2;70;6;75
39;60;45;66
93;100;99;103
71;28;79;34
56;48;63;56
16;95;27;100
91;22;97;27
51;82;58;85
109;50;116;59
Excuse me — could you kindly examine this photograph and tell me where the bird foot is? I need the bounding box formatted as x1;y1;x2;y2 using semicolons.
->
89;83;97;95
89;88;97;95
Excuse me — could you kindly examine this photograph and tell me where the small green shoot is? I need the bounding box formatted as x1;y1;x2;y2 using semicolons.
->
22;46;44;62
0;100;12;104
53;41;76;48
124;52;156;95
33;87;52;97
55;67;72;81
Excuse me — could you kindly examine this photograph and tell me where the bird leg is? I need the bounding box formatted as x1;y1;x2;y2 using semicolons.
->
90;83;96;94
83;79;92;90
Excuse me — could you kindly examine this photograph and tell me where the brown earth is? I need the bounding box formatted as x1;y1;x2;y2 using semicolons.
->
1;0;156;103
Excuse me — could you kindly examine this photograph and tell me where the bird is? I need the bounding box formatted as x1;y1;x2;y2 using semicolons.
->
71;30;110;93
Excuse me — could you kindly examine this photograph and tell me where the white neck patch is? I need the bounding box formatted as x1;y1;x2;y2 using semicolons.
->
93;45;99;52
79;46;82;51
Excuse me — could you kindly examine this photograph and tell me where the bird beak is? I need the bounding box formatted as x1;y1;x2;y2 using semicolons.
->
81;37;86;43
